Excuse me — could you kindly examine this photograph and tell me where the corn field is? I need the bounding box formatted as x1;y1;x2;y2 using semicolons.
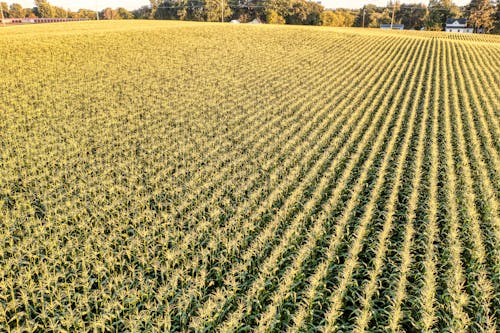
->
0;21;499;332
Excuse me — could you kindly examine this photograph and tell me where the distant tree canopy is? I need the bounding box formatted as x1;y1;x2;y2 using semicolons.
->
9;2;24;17
321;10;355;27
117;7;134;19
34;0;55;18
467;0;496;32
0;0;83;18
396;3;427;30
101;8;119;20
100;7;134;20
354;1;455;31
266;9;285;24
156;0;324;24
496;1;500;32
1;2;9;17
425;0;461;30
205;0;233;22
0;0;127;20
74;9;97;19
132;6;152;19
353;4;392;28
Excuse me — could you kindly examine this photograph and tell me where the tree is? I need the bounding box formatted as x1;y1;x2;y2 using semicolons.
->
265;0;290;19
132;6;152;19
286;0;323;25
369;8;392;27
75;8;97;19
176;7;188;20
205;0;232;22
320;10;336;25
24;7;36;18
388;0;401;26
1;2;9;18
426;0;461;30
266;9;285;23
54;6;67;18
9;3;25;18
495;1;500;32
468;0;496;32
117;7;133;19
79;9;96;19
229;0;264;22
34;0;55;18
150;0;163;18
321;10;355;27
303;0;324;25
354;4;376;27
396;3;427;30
159;0;195;20
102;7;119;20
352;4;393;28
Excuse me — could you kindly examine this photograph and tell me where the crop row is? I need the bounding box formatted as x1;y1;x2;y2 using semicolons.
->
0;21;498;332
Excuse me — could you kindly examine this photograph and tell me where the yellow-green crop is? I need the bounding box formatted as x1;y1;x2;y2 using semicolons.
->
0;21;498;332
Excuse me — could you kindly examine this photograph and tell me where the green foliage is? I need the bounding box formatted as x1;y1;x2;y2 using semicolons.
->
150;0;163;18
100;7;134;20
156;0;323;25
266;9;285;24
321;10;355;27
426;0;461;31
34;0;54;18
265;0;290;18
396;3;427;30
75;8;97;19
101;7;120;20
286;0;323;25
9;3;23;18
132;5;152;19
467;0;496;32
54;6;67;18
205;0;233;22
354;4;396;28
370;9;392;27
496;2;500;32
1;2;9;18
117;7;134;19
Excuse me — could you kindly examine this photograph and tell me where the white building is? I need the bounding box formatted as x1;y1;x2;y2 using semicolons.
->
445;18;473;33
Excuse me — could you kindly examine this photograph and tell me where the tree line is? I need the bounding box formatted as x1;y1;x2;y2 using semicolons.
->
0;1;134;20
151;0;500;33
1;0;499;33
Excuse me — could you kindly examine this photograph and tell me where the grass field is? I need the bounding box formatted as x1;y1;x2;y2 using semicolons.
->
0;21;499;332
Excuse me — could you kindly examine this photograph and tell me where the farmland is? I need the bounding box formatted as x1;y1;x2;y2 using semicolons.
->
0;21;499;331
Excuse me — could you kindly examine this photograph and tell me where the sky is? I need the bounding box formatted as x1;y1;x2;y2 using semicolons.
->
14;0;470;11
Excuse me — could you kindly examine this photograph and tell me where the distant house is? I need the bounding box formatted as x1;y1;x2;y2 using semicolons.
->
380;24;404;30
445;18;473;33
